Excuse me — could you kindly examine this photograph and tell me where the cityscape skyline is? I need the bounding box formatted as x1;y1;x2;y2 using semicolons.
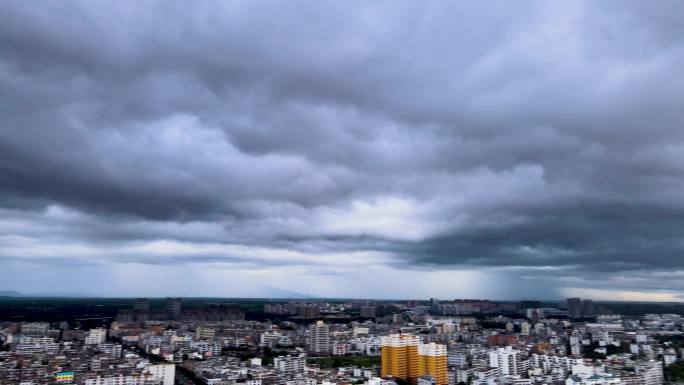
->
1;295;678;385
2;2;684;301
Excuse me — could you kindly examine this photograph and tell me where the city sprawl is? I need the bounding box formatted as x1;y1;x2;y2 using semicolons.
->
1;298;682;385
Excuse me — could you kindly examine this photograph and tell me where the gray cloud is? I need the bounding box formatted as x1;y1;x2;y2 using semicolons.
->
1;1;684;298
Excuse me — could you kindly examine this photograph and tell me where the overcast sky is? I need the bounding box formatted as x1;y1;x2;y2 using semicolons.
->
1;1;684;300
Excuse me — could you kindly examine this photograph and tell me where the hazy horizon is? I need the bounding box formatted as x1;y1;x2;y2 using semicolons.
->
1;290;678;304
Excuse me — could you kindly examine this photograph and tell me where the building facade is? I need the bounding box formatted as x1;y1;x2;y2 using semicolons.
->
381;334;448;385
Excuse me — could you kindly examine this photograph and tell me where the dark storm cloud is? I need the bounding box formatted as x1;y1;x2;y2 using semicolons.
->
1;1;684;296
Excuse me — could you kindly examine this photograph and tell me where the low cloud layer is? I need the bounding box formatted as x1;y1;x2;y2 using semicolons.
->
1;1;684;299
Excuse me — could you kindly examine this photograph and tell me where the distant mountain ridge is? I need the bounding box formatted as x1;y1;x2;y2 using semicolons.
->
241;286;313;299
0;288;310;298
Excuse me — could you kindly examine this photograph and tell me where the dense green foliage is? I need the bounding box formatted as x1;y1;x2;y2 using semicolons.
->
600;302;684;316
655;334;684;348
665;361;684;382
581;342;630;360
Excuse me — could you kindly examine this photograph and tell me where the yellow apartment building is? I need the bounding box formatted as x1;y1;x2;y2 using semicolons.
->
380;334;447;385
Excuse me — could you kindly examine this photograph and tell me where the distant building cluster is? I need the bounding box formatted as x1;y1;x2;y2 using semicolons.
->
0;297;679;385
566;298;595;319
116;298;245;323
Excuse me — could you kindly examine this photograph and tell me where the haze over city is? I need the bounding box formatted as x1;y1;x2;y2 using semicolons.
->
1;1;684;301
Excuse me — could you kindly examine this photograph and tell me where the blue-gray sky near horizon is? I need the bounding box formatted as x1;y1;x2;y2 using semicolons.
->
1;1;684;300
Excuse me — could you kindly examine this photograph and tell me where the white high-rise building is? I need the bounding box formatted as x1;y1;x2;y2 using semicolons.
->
85;328;107;345
146;363;175;385
636;360;663;385
520;323;530;336
308;320;330;355
569;335;582;356
489;347;523;376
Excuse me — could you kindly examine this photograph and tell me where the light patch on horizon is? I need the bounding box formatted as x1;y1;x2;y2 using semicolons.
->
561;288;682;302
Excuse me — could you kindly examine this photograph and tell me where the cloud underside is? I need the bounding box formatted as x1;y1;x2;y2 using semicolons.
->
1;1;684;298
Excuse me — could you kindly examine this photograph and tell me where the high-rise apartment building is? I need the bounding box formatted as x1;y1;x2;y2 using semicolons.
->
145;363;175;385
581;299;594;318
636;360;664;385
381;333;420;381
134;298;150;312
360;306;377;318
429;298;440;313
85;328;107;345
166;297;182;320
489;346;524;376
568;331;582;356
567;297;594;319
566;298;582;319
308;320;330;355
134;298;151;322
418;343;448;385
381;333;448;385
298;305;321;318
